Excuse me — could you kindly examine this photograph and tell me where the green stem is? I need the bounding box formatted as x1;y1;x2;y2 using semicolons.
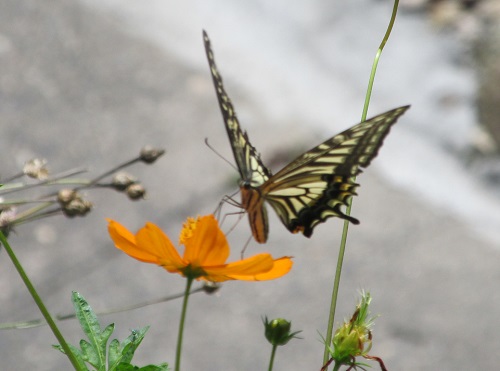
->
362;0;400;121
322;1;400;368
268;344;278;371
0;231;82;370
175;277;194;371
0;286;206;329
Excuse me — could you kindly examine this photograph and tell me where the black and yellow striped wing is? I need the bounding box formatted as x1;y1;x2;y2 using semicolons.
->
262;106;409;238
203;30;271;188
203;31;409;243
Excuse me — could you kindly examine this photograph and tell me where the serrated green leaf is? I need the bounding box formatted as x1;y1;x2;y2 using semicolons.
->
115;363;169;371
136;364;169;371
52;343;90;370
120;327;149;364
72;292;102;340
80;339;99;368
72;292;114;370
64;293;165;371
109;327;150;370
108;338;121;366
115;364;138;371
101;323;115;347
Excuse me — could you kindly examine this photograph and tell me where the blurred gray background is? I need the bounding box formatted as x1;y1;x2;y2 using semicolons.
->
1;0;499;370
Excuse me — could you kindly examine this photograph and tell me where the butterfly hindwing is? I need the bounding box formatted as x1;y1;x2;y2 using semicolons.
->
263;106;409;237
203;30;271;188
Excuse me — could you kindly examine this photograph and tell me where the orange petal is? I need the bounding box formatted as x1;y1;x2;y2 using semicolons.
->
183;215;229;266
107;219;161;263
202;253;275;282
248;256;293;281
136;222;185;272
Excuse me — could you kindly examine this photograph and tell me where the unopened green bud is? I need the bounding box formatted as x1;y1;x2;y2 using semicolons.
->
263;317;301;346
330;291;374;363
332;322;369;361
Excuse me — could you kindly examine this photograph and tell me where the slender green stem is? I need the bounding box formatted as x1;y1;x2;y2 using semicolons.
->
75;157;141;191
362;0;400;121
268;344;278;371
0;286;206;329
322;1;400;367
0;168;87;195
11;201;55;221
0;232;82;370
175;277;194;371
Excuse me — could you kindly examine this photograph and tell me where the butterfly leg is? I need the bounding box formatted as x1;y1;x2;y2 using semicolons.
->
239;235;253;259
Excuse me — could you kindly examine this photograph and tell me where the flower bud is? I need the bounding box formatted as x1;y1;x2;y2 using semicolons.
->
328;291;378;367
263;317;301;346
140;146;165;164
202;281;220;295
57;189;77;205
23;159;49;180
112;172;137;191
61;198;92;217
126;184;146;200
0;207;17;235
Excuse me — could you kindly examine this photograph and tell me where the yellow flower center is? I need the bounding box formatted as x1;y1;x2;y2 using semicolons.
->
179;216;198;245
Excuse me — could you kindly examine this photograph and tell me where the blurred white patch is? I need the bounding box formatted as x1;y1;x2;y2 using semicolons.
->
34;224;57;245
0;33;12;54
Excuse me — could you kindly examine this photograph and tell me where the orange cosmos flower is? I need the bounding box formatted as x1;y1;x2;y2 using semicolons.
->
107;214;293;282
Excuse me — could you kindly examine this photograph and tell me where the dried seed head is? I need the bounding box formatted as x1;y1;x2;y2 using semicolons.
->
139;146;165;164
62;198;92;218
112;172;137;191
23;159;49;180
0;207;17;228
126;184;146;200
57;189;77;205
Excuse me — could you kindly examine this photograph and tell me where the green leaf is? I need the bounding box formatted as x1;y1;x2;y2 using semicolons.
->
116;364;169;371
121;327;149;364
58;292;168;371
138;364;169;371
52;343;90;370
80;339;99;368
108;339;121;366
109;327;150;370
72;291;113;370
115;365;139;371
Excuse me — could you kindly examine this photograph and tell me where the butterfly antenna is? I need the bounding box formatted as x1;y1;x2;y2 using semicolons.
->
205;138;238;172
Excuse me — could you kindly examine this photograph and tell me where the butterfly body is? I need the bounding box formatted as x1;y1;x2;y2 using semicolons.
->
203;30;409;243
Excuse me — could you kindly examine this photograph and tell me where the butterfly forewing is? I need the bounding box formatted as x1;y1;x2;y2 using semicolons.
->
203;30;271;188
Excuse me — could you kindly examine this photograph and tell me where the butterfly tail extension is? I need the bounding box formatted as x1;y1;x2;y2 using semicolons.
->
267;175;360;238
294;175;360;237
